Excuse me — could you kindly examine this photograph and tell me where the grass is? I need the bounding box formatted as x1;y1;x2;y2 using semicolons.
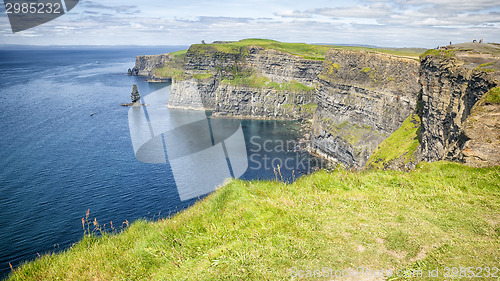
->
7;162;499;280
152;50;187;80
367;113;421;169
485;87;500;104
328;45;424;59
189;39;424;61
193;39;333;60
420;48;458;59
301;103;318;115
221;73;271;88
152;65;185;80
170;49;188;58
192;72;214;80
475;62;497;73
279;80;316;93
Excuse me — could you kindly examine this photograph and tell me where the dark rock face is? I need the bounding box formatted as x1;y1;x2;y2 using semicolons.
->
182;45;245;76
311;50;420;168
311;133;356;166
418;46;500;164
127;68;138;75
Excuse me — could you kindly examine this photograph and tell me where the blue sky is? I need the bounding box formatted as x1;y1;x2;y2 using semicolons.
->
1;0;499;47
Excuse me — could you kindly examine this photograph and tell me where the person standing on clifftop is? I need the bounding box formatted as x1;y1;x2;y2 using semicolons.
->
473;38;477;43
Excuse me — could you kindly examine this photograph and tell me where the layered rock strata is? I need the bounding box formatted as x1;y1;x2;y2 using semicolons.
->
130;42;500;169
311;50;420;168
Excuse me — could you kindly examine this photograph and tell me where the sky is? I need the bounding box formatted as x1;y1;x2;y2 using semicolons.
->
0;0;499;48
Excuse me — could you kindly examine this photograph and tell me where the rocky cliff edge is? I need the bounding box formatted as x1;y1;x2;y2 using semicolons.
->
129;40;499;169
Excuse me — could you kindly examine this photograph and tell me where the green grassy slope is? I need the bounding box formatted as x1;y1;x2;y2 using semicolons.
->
8;162;499;280
152;50;187;80
367;113;421;169
189;39;333;60
486;87;500;104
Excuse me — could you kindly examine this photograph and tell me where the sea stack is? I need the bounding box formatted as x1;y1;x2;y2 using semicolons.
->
131;84;140;103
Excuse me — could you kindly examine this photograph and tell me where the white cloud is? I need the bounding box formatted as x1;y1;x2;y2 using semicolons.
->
79;0;140;14
274;10;312;18
379;7;500;27
396;0;500;12
307;3;394;18
0;0;498;47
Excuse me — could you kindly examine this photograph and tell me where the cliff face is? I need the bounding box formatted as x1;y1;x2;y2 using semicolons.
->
168;77;316;120
168;77;219;110
212;84;315;119
419;43;500;166
311;50;420;168
167;43;318;120
131;41;500;169
244;46;322;86
182;45;245;74
128;54;172;76
167;45;421;168
461;89;500;167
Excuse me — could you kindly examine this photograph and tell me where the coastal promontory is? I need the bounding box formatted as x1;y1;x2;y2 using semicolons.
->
129;39;500;169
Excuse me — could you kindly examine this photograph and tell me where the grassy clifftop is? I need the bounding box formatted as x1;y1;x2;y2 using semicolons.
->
152;39;425;81
187;39;332;60
8;162;499;280
188;39;424;60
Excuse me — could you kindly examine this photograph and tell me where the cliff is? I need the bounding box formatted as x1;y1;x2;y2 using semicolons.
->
419;43;500;167
164;41;422;168
244;46;322;86
168;78;317;120
311;50;420;168
167;40;322;120
130;40;499;169
128;54;172;77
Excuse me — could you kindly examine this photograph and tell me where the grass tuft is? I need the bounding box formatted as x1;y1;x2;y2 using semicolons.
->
485;87;500;104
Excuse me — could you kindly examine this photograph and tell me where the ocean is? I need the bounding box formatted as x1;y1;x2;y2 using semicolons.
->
0;47;322;278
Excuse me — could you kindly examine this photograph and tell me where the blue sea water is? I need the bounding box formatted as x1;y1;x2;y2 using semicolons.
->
0;47;322;278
